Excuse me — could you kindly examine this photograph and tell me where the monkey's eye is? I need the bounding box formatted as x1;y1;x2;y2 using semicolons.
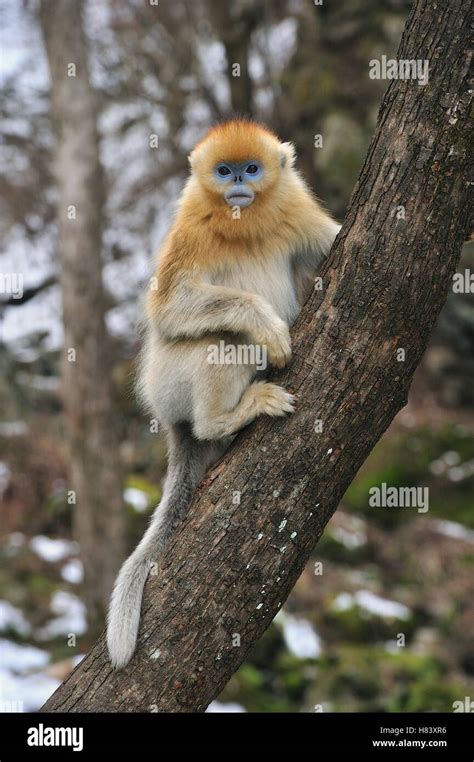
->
246;164;259;174
217;166;231;176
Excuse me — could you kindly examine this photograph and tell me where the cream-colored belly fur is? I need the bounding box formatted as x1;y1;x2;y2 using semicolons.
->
208;254;299;326
140;254;297;428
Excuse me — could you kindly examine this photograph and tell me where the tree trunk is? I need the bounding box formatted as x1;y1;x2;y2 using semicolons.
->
42;0;472;711
40;0;126;635
210;0;255;114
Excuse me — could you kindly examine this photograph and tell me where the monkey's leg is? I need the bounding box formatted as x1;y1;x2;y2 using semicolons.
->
193;381;295;441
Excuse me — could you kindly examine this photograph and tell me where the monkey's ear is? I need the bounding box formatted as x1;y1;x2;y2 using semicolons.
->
280;141;296;169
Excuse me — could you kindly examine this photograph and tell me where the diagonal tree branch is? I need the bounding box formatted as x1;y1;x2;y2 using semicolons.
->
0;275;57;309
42;0;472;712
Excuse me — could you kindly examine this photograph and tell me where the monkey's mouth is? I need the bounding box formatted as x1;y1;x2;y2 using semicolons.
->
224;187;255;208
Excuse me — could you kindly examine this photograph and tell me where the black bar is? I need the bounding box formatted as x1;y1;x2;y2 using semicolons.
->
0;712;472;757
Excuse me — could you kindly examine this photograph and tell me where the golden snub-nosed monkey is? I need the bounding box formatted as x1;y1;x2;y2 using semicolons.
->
107;118;341;668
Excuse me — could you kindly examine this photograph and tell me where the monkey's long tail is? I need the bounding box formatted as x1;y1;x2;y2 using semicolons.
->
107;424;221;669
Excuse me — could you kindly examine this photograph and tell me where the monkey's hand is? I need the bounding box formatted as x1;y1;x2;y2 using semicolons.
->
153;280;292;366
258;318;292;368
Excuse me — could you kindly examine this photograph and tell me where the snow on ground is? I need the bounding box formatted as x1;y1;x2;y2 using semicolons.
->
280;615;322;659
60;559;84;584
0;639;50;674
36;591;87;640
206;701;246;713
0;668;60;712
332;590;411;620
355;591;411;619
123;486;149;513
0;461;11;499
0;421;28;437
29;535;79;563
433;519;474;543
331;523;367;549
0;600;31;636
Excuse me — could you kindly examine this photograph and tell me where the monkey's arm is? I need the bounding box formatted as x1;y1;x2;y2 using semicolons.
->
151;279;291;367
293;218;341;305
295;218;341;271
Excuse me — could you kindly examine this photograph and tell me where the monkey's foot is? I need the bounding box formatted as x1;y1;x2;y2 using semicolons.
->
254;382;296;416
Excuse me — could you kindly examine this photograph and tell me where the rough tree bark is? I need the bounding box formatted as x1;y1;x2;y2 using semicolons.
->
40;0;126;635
42;0;472;711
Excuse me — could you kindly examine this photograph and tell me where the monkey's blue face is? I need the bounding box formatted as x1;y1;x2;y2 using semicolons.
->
213;161;264;207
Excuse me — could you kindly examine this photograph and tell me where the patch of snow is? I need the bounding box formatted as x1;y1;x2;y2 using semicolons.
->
331;592;354;612
206;701;246;713
36;592;87;640
262;18;298;72
123;487;149;513
0;639;50;674
281;615;322;659
356;591;411;619
0;421;28;437
195;40;230;113
332;591;410;620
0;601;31;636
0;668;60;712
30;536;79;563
331;525;366;549
60;559;84;584
433;520;474;543
0;461;11;498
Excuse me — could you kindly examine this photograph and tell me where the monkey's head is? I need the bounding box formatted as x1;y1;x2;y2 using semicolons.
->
188;119;297;222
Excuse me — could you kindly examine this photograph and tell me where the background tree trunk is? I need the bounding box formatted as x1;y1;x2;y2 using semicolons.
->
209;0;256;114
42;0;471;711
40;0;126;636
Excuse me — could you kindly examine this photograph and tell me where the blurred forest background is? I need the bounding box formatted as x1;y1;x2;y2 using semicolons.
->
0;0;473;712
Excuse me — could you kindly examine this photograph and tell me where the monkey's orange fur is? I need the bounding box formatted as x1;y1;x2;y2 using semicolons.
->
148;119;333;310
